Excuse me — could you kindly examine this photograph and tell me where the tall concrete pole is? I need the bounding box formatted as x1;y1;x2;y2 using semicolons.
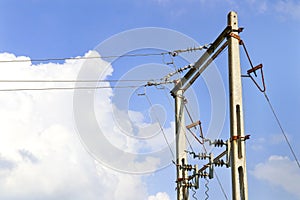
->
227;11;249;200
175;87;188;200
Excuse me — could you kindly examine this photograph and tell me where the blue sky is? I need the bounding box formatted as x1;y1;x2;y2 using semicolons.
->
0;0;300;200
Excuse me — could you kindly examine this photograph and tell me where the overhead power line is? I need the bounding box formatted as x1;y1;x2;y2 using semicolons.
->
0;44;211;63
0;85;141;92
0;79;153;83
0;53;164;63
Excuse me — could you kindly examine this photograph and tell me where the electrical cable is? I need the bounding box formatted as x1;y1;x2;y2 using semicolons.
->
0;44;210;64
163;87;174;108
0;85;142;92
144;92;175;159
239;38;299;168
204;177;210;200
263;92;300;169
184;104;195;125
214;172;229;200
0;79;173;92
184;103;230;200
191;187;198;200
185;131;195;153
162;86;197;160
187;128;203;146
0;79;155;83
183;104;198;152
0;53;165;63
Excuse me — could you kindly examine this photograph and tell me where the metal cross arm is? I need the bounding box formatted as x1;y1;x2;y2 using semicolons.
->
170;25;232;97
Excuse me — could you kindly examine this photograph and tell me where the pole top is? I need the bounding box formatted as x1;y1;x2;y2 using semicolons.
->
227;11;238;28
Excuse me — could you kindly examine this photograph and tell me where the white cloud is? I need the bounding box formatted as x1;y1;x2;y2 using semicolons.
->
275;0;300;20
244;0;300;20
251;155;300;198
148;192;170;200
0;52;164;199
245;0;268;13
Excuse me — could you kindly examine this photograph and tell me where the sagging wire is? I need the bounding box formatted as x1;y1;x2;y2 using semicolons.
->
0;85;142;92
0;44;211;64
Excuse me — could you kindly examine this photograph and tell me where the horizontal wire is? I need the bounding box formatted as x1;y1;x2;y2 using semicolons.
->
0;44;210;64
0;53;166;63
0;85;141;92
0;79;154;83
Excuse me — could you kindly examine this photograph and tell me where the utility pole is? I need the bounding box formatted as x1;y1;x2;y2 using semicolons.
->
227;11;248;200
171;11;249;200
174;87;189;200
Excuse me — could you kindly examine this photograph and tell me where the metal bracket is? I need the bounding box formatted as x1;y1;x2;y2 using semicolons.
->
230;134;250;141
247;64;266;92
228;32;241;41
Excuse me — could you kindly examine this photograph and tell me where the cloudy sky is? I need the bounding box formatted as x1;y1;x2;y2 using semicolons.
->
0;0;300;200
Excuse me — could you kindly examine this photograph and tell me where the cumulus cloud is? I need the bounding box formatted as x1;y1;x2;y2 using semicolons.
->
0;52;172;199
148;192;170;200
0;52;107;199
0;51;174;199
251;155;300;198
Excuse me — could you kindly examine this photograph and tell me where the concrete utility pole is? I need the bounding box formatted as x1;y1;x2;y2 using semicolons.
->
172;11;248;200
227;11;249;200
174;87;188;200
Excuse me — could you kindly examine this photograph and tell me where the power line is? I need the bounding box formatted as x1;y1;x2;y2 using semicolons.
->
0;79;169;92
0;78;176;92
0;53;165;63
0;44;211;64
0;85;141;92
0;79;154;83
264;92;300;169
